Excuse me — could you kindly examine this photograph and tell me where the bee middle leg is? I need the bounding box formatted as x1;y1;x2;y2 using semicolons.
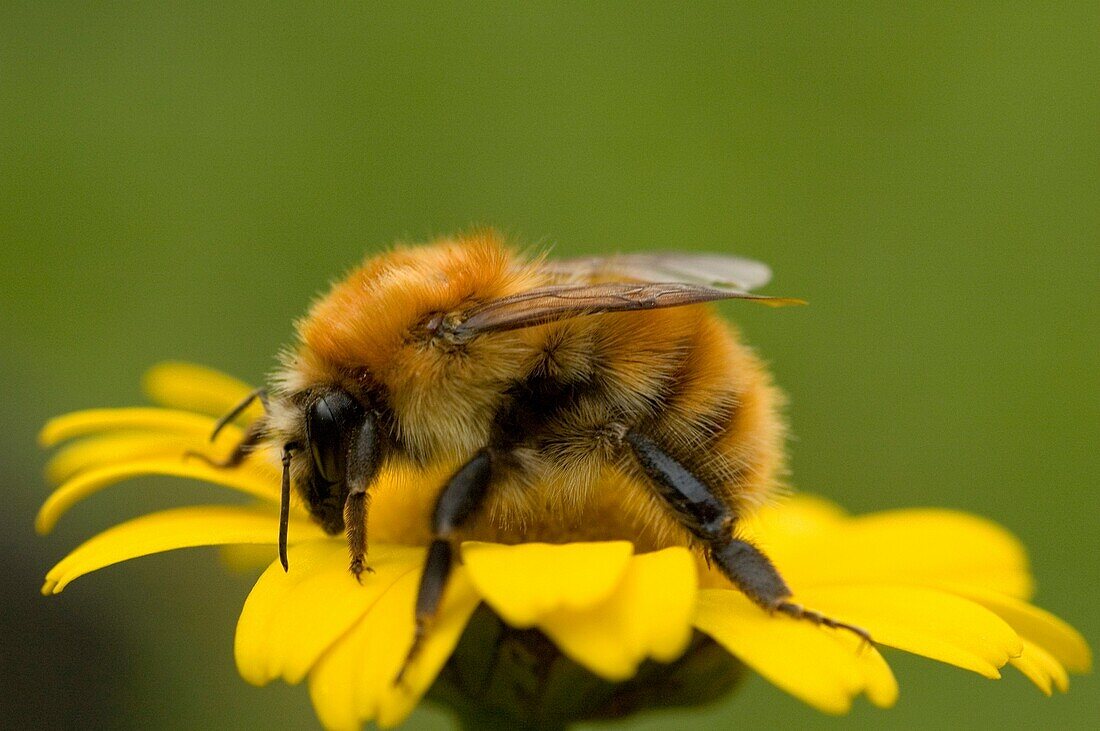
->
396;447;494;684
624;430;870;642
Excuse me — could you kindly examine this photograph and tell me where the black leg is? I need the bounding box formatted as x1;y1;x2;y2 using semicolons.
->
343;490;372;580
343;414;383;580
185;389;269;469
186;418;267;469
710;538;791;607
415;540;453;626
395;448;493;684
210;388;268;441
625;431;870;642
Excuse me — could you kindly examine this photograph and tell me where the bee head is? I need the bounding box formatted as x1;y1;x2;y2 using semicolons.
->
298;388;358;532
261;379;388;576
290;386;386;535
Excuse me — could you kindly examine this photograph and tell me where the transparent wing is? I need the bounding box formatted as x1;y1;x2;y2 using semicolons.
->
541;252;774;291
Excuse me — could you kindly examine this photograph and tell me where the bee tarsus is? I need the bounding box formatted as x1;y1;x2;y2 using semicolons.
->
348;556;374;582
343;490;370;581
396;539;454;685
774;601;874;646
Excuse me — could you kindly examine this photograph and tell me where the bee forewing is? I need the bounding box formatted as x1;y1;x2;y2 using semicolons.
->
452;282;801;336
541;252;774;291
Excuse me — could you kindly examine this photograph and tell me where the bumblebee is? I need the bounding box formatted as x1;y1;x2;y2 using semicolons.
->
204;231;865;674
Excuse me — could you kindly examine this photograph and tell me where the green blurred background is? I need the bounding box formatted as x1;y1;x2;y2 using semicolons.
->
2;3;1096;729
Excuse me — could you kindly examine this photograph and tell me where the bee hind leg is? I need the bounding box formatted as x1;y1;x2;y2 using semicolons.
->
711;539;872;643
624;430;872;644
395;448;493;686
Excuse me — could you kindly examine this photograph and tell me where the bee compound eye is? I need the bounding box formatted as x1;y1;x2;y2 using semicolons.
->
306;393;351;484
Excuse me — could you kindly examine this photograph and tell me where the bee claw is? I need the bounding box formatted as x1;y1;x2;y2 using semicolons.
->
350;560;374;584
774;600;874;646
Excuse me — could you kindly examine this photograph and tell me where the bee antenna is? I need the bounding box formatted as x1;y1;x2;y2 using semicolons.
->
210;388;269;442
279;443;298;572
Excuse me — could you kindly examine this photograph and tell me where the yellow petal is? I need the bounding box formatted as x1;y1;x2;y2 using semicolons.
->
694;589;882;714
39;407;233;447
45;432;188;484
753;508;1033;599
42;505;322;595
143;361;261;418
36;459;279;534
832;628;899;708
950;586;1092;674
236;541;425;686
44;430;268;485
376;568;481;728
461;541;634;626
1010;639;1070;695
538;547;696;680
307;564;480;730
306;571;424;731
742;494;848;542
220;543;284;574
796;585;1023;678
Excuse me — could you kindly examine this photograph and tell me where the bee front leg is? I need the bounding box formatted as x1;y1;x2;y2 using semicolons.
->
184;388;270;468
185;419;268;469
395;448;493;685
343;413;383;580
624;431;871;643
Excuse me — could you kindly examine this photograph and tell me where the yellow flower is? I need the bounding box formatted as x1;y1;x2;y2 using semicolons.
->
38;363;1091;729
